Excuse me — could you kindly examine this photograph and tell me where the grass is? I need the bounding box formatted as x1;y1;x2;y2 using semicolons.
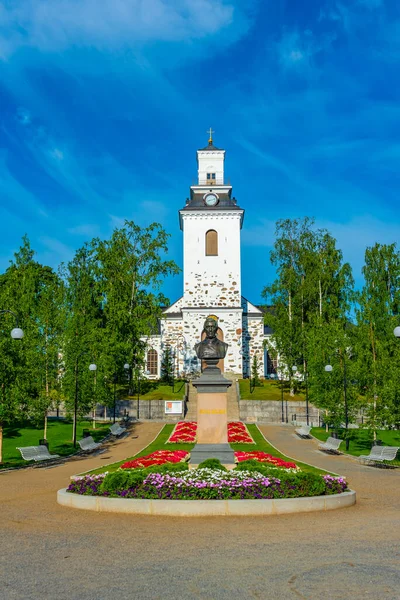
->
1;419;112;470
124;380;186;401
311;427;400;467
87;423;326;476
239;379;306;401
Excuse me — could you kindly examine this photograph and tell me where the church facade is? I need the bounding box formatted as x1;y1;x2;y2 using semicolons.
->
143;136;266;378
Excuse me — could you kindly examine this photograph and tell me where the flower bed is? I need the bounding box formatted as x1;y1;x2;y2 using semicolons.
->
120;450;189;469
167;422;197;443
66;468;348;500
228;422;254;444
167;421;255;444
234;451;298;469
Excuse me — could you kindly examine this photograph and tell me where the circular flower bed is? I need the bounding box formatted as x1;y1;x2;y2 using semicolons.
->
66;467;348;500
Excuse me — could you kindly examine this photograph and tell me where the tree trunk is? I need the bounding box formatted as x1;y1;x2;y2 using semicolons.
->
44;414;48;440
0;423;3;463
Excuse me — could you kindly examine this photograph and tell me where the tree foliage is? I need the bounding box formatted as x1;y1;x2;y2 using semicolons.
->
0;221;179;460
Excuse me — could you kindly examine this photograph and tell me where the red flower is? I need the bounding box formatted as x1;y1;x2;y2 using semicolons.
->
234;451;297;469
121;450;189;469
227;422;255;444
167;421;197;443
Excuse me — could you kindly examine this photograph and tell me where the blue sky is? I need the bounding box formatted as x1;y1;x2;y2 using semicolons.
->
0;0;399;304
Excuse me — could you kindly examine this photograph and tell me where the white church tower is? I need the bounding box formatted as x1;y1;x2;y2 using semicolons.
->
145;132;265;378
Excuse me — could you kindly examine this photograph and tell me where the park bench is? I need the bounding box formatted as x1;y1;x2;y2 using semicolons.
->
362;446;399;467
109;423;127;437
78;436;102;452
295;425;312;438
318;436;343;454
17;445;60;462
359;445;385;463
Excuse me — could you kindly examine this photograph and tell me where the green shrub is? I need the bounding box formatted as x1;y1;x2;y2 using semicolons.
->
197;458;227;471
144;462;189;474
235;460;282;477
276;471;326;498
100;469;147;494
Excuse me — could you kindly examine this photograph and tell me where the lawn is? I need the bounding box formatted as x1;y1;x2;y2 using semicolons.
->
311;427;400;466
125;380;186;401
1;419;112;469
87;423;326;476
239;379;306;401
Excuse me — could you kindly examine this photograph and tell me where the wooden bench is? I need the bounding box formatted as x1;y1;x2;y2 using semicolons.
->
109;423;127;437
78;436;102;452
295;425;312;438
17;445;60;462
318;436;343;454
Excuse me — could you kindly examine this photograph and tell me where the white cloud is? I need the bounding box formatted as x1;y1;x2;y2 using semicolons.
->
242;214;400;284
67;224;99;237
39;235;73;262
0;0;240;59
50;148;64;161
16;107;31;125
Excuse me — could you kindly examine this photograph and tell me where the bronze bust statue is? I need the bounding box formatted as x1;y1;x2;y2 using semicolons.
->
195;317;228;360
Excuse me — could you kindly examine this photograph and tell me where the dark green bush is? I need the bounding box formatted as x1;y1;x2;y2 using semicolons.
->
235;460;281;477
143;462;189;475
197;458;227;471
100;470;147;494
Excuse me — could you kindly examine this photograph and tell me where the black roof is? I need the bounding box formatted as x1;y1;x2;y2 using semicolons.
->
181;190;241;211
198;141;223;151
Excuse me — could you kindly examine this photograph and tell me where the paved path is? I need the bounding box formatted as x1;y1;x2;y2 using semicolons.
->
1;423;399;600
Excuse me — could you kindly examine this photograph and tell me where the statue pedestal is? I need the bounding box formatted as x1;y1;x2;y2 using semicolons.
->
190;362;235;469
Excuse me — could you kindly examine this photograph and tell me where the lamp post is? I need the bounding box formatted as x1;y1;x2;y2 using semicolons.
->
0;310;24;340
290;365;297;424
304;365;309;426
73;353;94;448
112;371;118;424
280;365;284;423
0;310;24;464
89;363;97;428
324;361;349;450
324;364;333;433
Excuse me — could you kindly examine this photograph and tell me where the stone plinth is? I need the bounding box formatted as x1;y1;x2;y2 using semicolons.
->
190;361;234;467
197;392;228;443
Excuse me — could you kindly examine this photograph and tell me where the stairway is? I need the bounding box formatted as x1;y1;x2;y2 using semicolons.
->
224;373;241;421
184;382;198;421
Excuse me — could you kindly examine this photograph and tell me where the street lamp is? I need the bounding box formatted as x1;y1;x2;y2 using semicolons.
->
73;353;95;447
279;364;284;423
290;365;297;424
0;310;24;339
89;363;97;429
324;361;349;450
393;326;400;338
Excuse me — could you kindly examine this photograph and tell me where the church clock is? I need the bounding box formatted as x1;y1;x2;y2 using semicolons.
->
204;192;218;206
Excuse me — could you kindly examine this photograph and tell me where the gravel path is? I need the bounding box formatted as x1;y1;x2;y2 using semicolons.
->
1;422;399;600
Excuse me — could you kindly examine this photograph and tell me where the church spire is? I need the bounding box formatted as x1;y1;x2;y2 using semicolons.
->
207;127;215;145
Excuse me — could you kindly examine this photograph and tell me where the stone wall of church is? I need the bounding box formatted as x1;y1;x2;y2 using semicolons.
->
182;212;242;308
241;316;265;378
176;309;244;375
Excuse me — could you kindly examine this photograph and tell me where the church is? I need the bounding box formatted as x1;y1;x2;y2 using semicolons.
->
143;134;267;379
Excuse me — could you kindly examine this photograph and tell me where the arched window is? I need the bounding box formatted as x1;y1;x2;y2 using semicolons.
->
147;349;158;376
205;229;218;256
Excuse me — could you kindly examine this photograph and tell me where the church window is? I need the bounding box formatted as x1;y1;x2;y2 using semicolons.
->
205;229;218;256
147;349;158;375
207;173;216;184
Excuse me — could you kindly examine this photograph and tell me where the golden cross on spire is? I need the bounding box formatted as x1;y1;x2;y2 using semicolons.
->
207;127;214;144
